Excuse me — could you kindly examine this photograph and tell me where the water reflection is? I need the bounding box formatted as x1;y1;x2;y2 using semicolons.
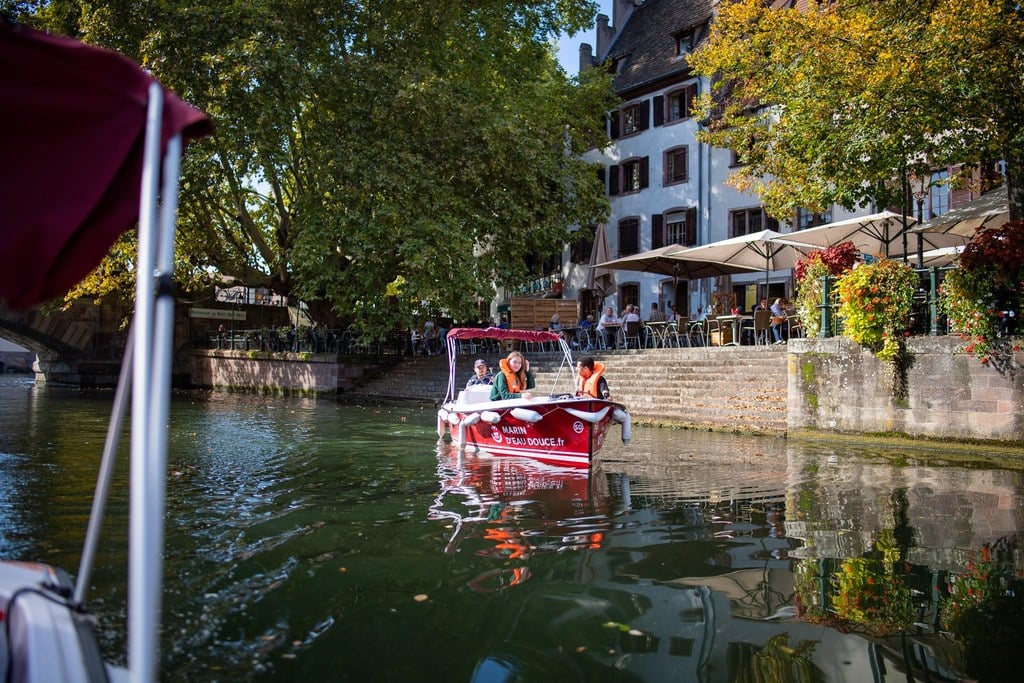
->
431;434;1024;682
432;446;617;591
3;378;1024;681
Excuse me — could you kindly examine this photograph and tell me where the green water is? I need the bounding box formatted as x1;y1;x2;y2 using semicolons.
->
1;376;1022;681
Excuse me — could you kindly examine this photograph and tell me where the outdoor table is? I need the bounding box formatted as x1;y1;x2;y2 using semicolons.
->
715;314;751;346
644;320;669;347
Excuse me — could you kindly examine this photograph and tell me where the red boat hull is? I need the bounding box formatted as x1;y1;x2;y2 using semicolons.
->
439;397;627;468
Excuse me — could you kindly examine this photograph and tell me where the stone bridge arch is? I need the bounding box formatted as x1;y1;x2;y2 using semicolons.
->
0;299;130;384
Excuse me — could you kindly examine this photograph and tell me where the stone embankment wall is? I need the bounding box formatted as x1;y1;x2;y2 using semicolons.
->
190;335;1024;443
788;336;1024;440
346;346;790;433
190;349;399;396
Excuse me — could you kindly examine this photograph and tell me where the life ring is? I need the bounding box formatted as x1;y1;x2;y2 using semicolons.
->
563;406;610;424
510;408;543;423
612;408;632;444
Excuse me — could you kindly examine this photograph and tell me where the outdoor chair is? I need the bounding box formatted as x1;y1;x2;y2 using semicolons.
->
704;316;727;346
622;320;643;349
662;321;685;347
752;310;772;346
787;314;805;339
578;327;598;351
686;318;705;346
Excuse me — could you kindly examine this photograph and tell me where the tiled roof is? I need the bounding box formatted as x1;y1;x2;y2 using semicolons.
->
606;0;714;96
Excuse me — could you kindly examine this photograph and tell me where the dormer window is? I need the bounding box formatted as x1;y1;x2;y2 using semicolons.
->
675;30;695;57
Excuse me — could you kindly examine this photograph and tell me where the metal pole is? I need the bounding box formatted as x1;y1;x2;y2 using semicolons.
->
818;275;832;338
929;267;940;336
916;195;926;268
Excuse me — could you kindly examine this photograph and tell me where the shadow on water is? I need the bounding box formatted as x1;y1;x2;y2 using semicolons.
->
1;378;1023;681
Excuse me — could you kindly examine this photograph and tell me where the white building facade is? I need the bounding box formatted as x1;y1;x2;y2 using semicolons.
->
560;0;869;321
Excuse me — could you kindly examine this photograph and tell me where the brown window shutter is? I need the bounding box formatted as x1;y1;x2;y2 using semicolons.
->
686;207;697;245
686;83;698;118
610;110;620;139
609;165;620;195
639;99;650;131
652;214;664;249
653;96;664;127
639;156;649;189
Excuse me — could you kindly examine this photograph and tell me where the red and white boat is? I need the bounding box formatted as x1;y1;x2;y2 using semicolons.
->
437;327;631;468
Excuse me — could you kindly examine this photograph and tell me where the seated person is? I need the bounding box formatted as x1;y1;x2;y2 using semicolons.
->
620;304;643;348
597;306;619;349
770;297;789;344
549;313;561;332
578;314;596;350
491;351;535;400
466;358;493;388
575;356;611;399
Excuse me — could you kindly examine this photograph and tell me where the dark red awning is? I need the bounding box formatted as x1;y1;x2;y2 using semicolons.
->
446;327;563;343
0;23;212;309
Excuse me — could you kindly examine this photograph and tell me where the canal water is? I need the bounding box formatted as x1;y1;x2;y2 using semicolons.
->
1;376;1022;681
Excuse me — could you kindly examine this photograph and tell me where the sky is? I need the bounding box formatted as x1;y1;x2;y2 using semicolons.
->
555;0;614;77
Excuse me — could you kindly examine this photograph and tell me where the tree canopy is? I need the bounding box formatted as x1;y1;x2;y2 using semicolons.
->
10;0;615;335
689;0;1024;222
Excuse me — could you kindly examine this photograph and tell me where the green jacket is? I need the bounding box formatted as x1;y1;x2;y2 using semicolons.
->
490;369;535;400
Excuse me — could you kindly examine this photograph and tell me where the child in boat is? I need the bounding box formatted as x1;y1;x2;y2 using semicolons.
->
491;350;535;400
575;356;611;399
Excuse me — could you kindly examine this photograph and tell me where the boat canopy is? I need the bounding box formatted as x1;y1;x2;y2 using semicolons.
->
444;327;574;403
446;326;562;343
0;22;212;310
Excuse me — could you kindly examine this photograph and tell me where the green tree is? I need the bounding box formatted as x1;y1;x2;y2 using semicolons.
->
12;0;615;335
689;0;1024;222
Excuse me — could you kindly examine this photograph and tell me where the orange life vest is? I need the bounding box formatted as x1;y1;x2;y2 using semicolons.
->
576;362;606;398
498;358;526;394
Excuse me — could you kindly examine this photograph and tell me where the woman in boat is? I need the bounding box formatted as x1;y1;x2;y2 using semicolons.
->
491;350;535;400
575;356;611;399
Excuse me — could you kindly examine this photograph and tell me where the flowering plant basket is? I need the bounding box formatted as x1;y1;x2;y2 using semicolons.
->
836;259;917;362
939;220;1024;366
794;241;857;338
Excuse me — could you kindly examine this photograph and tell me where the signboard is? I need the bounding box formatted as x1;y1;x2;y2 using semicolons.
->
190;308;247;321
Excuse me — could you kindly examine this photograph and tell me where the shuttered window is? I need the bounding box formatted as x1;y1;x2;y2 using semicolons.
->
665;147;688;184
618;218;640;257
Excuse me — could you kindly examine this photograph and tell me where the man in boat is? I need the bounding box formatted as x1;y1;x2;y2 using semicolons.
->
575;356;611;400
466;358;494;388
490;350;535;400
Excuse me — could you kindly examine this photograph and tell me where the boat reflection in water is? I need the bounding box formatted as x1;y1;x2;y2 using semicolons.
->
429;437;1019;683
429;444;612;592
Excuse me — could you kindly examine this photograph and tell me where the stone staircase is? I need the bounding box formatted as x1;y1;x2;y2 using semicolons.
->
346;345;790;433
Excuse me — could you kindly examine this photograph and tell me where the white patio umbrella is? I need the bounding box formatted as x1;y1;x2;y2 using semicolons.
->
912;188;1009;240
671;229;817;295
598;243;762;280
918;245;965;268
791;210;964;261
